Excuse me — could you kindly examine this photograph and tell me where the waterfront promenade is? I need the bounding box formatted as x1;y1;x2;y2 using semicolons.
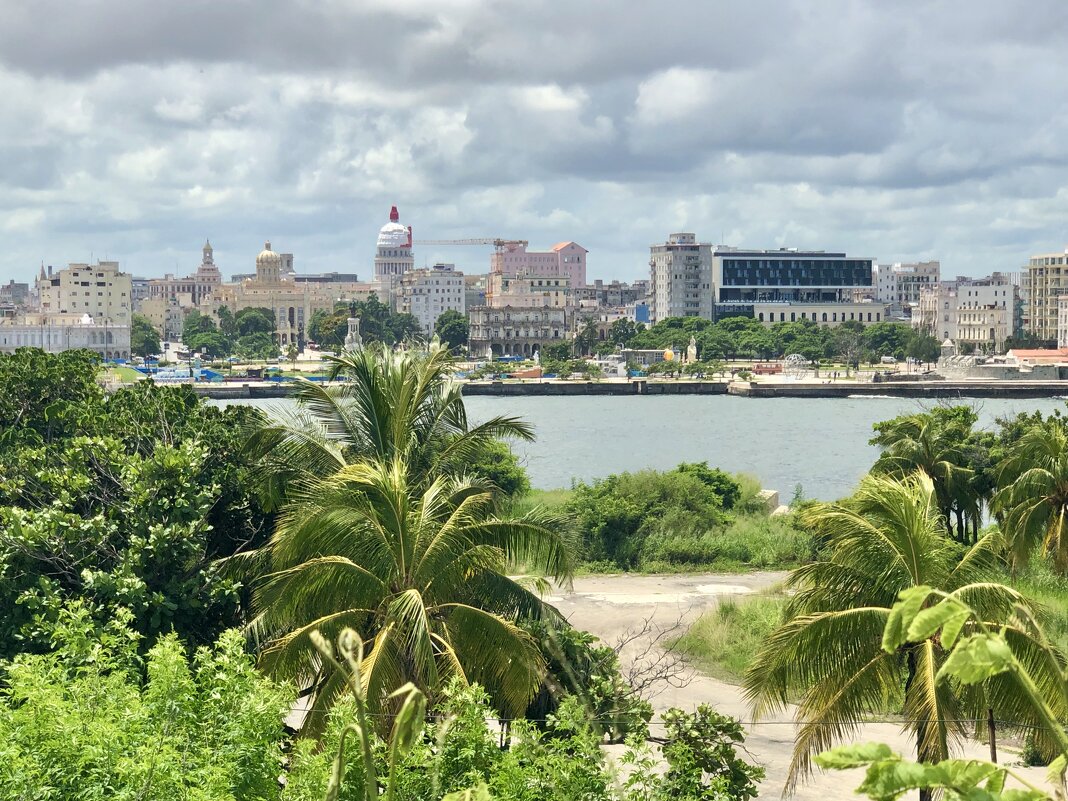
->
190;377;1068;400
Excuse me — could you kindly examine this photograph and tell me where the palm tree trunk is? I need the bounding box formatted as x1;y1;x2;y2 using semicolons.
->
987;707;997;764
904;651;932;801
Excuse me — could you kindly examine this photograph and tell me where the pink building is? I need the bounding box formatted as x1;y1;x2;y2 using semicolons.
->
490;241;587;288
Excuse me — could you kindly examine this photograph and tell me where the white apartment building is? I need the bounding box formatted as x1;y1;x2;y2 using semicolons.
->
486;273;572;308
490;241;587;289
1057;296;1068;348
397;264;465;337
1023;249;1068;340
649;233;713;322
915;273;1017;352
36;260;132;326
874;261;941;307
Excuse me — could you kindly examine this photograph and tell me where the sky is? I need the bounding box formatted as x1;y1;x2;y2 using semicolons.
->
1;0;1067;285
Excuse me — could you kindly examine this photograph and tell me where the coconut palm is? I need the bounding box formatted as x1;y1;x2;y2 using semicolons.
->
249;457;576;734
870;409;981;542
244;341;533;509
744;472;1035;794
992;419;1068;575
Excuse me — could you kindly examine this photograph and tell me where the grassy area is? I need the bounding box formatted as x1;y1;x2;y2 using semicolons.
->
1012;561;1068;656
671;594;787;682
106;366;145;382
508;487;573;517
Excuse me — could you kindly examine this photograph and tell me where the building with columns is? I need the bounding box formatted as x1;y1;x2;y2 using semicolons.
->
468;306;570;358
374;206;414;280
147;241;222;308
0;312;130;359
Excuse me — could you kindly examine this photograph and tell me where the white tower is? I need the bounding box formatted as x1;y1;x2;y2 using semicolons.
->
374;206;414;279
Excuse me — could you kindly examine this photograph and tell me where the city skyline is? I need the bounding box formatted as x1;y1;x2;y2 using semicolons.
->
2;2;1068;284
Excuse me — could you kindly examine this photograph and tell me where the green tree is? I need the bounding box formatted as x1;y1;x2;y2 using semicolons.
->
574;317;599;356
244;342;536;508
0;348;102;448
609;318;638;348
189;329;232;358
236;331;278;360
235;306;276;337
181;309;217;346
744;472;1028;795
870;408;981;542
248;458;575;730
992;419;1068;574
217;305;238;340
435;309;469;351
542;342;571;362
130;313;161;358
907;331;942;366
309;307;347;350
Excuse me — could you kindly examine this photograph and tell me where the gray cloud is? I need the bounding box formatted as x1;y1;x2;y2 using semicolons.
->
1;0;1068;284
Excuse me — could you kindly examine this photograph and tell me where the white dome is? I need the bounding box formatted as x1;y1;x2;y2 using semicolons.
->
377;221;410;249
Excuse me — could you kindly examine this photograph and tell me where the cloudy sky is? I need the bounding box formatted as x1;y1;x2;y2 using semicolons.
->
2;0;1067;285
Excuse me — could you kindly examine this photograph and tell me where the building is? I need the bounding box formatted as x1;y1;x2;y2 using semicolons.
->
874;261;941;309
397;264;465;337
468;306;570;358
464;274;487;310
36;260;132;326
1056;297;1068;349
0;280;29;306
1023;249;1068;341
201;241;341;347
914;283;959;342
649;233;714;322
914;273;1017;352
0;312;130;359
139;296;186;342
147;241;223;308
374;206;414;280
486;273;572;308
747;302;884;326
490;241;587;289
575;279;644;309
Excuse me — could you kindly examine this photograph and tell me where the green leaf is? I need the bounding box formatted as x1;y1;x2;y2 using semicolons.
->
936;633;1014;685
857;759;940;801
940;608;971;650
442;784;494;801
883;585;932;652
1047;753;1066;786
906;599;967;643
815;742;896;770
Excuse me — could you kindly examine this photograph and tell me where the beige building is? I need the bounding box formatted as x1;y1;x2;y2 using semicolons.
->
398;264;465;337
1023;249;1068;340
147;241;223;309
468;305;570;358
915;284;959;342
874;261;941;307
36;260;132;326
486;273;572;308
1057;297;1068;349
139;297;186;342
202;242;336;347
915;273;1017;352
649;233;714;322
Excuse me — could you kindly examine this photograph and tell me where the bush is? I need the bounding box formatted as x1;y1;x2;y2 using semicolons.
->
672;595;786;681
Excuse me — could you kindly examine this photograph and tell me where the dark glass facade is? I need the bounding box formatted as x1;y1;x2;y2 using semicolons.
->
716;252;873;303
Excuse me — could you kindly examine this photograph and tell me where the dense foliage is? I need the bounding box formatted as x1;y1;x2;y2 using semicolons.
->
566;463;812;571
434;309;469;351
308;295;421;349
616;316;936;365
130;312;161;357
181;306;280;358
0;349;268;657
0;607;289;800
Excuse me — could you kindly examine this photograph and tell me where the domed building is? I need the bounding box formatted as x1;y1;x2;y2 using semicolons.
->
256;240;283;283
374;206;414;279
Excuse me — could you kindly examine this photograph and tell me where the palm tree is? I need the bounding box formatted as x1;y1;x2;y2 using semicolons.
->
244;342;533;509
992;419;1068;574
249;457;576;734
870;410;981;542
744;472;1031;795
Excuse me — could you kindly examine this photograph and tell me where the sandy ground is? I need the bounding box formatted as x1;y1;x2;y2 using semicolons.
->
556;572;1055;801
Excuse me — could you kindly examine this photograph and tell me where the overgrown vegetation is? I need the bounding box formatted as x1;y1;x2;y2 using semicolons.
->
565;463;814;572
671;595;786;682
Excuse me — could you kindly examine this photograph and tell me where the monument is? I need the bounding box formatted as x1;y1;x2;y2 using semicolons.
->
344;301;363;350
686;336;698;363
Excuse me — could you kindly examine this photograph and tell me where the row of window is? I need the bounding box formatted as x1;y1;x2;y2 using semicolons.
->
755;310;882;323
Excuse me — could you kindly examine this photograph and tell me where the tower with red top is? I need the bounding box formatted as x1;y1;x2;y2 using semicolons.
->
374;205;415;280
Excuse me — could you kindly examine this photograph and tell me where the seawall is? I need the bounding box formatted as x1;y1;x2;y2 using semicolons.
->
187;379;1068;400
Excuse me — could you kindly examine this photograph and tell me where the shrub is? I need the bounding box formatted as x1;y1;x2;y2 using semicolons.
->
672;595;786;681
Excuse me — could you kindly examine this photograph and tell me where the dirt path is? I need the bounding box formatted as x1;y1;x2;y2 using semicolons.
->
555;572;1052;801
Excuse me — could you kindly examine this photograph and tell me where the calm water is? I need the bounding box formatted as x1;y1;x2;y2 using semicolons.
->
224;395;1068;500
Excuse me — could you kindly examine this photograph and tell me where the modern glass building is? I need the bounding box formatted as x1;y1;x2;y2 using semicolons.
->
713;248;874;304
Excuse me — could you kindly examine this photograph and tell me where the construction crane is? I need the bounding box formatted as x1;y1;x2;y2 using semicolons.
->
413;238;529;251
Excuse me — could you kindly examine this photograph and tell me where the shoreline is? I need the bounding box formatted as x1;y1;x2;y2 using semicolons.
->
184;378;1068;400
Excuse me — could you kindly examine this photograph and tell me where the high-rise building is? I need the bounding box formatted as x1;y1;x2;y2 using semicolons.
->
398;263;465;337
1023;249;1068;341
374;206;414;279
648;233;713;322
36;260;132;326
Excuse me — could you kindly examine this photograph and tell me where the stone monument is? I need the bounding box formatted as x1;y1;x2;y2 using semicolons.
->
686;335;698;364
344;300;363;350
